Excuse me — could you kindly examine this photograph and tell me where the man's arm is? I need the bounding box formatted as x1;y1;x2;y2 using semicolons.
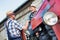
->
14;20;29;31
22;21;29;31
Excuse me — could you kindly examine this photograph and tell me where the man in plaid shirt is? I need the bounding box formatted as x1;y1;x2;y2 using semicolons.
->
4;11;29;40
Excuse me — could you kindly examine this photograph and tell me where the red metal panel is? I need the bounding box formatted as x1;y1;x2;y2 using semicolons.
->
31;17;42;30
52;23;60;40
49;0;60;40
49;0;60;16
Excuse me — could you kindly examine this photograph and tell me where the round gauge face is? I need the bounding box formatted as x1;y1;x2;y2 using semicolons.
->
43;12;58;26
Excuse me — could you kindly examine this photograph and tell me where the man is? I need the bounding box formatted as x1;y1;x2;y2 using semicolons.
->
28;6;37;34
4;11;29;40
27;6;40;40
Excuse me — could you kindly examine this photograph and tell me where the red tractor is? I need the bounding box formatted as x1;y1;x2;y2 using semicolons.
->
30;0;60;40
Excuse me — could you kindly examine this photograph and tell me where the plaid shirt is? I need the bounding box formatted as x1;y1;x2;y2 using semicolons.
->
5;18;23;37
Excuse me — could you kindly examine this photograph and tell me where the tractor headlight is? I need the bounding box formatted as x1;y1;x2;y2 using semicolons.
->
43;12;58;26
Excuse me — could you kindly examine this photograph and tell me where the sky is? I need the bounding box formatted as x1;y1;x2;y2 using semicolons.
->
0;0;28;23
